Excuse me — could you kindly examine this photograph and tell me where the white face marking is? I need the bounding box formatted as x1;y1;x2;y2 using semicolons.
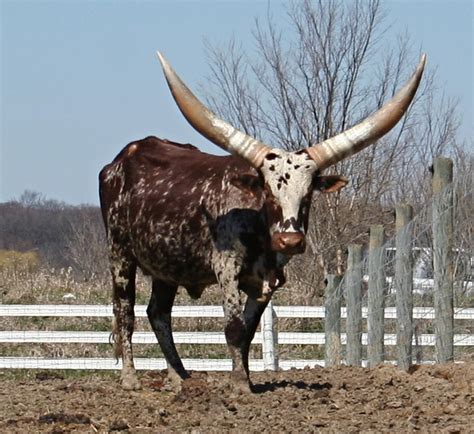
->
260;149;318;233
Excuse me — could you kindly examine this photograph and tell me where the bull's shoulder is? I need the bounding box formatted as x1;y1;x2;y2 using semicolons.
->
105;136;253;176
158;137;199;152
111;136;199;164
134;136;200;153
99;137;195;185
99;136;260;209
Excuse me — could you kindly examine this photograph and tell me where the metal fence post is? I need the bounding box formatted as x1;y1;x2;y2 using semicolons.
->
261;301;278;370
367;225;386;367
432;156;454;362
395;203;414;370
346;244;363;366
325;274;342;367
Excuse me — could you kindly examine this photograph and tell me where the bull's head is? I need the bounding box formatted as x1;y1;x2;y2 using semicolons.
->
157;52;426;256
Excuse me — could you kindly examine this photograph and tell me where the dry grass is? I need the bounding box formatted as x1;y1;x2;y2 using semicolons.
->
1;266;472;363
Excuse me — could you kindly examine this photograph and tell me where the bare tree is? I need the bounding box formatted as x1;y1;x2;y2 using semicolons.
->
203;0;463;302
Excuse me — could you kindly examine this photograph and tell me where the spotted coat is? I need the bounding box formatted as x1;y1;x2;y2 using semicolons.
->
99;136;346;390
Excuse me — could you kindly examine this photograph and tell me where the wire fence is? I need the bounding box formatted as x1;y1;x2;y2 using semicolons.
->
323;157;473;369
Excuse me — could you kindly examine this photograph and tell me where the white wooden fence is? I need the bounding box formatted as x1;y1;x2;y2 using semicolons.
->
1;303;473;371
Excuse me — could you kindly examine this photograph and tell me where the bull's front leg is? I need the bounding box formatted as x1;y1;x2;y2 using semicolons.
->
241;296;270;377
214;258;251;391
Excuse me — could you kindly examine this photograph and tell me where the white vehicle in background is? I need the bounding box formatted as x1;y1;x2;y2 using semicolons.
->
364;247;473;296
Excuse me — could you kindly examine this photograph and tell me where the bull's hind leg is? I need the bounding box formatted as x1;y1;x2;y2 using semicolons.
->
147;279;189;387
110;258;140;390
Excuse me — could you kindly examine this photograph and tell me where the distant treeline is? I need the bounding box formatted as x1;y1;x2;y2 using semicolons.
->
0;190;108;280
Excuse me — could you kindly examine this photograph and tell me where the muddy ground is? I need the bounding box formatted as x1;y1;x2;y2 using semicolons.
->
0;363;472;433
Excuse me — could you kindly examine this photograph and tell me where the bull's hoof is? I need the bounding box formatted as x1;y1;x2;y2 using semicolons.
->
162;369;188;393
121;374;142;391
230;371;252;394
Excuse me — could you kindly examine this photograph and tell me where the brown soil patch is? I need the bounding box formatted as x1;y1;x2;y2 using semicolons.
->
0;363;472;432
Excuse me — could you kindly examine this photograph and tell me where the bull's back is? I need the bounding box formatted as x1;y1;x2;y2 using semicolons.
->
99;136;203;218
99;135;256;220
98;136;255;285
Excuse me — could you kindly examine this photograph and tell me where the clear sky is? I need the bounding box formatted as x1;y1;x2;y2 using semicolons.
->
1;0;472;205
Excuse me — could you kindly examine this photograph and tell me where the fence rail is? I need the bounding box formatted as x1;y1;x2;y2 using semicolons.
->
2;330;473;346
1;303;472;371
1;304;473;319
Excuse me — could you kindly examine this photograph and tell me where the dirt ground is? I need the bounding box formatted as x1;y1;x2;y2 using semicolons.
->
0;363;472;433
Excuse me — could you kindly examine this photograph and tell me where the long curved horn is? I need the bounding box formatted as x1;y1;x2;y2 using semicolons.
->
306;54;426;171
157;51;271;168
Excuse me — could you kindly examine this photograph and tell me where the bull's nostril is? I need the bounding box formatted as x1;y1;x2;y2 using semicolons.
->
281;233;304;247
271;232;306;254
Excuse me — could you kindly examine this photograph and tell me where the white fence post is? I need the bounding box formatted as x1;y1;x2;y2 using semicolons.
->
261;301;278;370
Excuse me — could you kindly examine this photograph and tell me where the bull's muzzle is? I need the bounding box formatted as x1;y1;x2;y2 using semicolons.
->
271;232;306;255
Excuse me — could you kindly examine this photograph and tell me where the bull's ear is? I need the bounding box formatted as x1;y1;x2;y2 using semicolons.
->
313;175;348;193
230;174;263;197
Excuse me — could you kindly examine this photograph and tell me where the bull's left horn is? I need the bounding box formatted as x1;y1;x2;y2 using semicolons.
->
306;54;427;171
157;51;271;168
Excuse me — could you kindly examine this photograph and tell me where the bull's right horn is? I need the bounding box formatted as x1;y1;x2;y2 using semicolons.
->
157;51;272;168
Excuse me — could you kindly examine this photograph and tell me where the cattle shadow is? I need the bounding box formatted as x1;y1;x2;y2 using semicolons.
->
202;206;267;249
251;379;332;394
